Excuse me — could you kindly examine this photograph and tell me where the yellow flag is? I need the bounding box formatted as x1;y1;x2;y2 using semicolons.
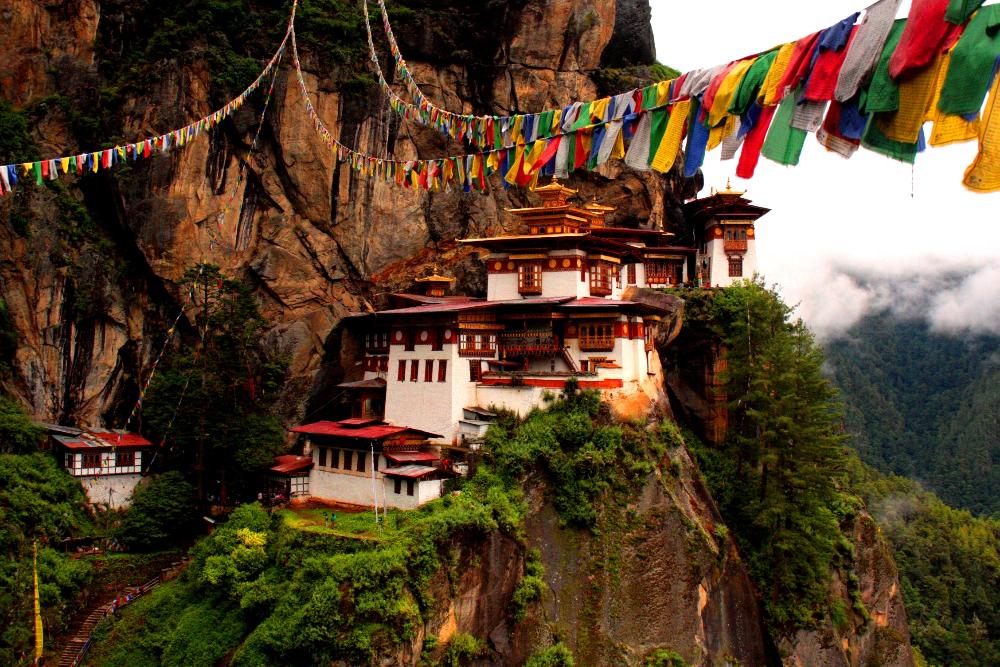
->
651;100;691;173
707;113;738;152
505;144;526;185
708;59;757;127
928;52;980;146
761;42;796;106
878;55;945;144
34;541;43;664
964;70;1000;192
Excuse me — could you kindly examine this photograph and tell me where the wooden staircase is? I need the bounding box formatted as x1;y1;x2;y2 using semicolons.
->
55;560;187;667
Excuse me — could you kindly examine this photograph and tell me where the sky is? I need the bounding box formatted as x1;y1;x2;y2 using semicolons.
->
649;1;1000;340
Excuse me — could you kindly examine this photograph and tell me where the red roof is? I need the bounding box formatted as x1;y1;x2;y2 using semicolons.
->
270;455;314;474
290;420;442;440
53;431;153;450
385;451;439;464
91;432;153;447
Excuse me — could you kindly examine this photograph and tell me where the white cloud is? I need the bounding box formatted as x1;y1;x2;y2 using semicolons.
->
650;1;1000;340
928;263;1000;336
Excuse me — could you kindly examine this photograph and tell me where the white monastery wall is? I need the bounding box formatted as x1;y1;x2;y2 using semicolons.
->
80;473;143;508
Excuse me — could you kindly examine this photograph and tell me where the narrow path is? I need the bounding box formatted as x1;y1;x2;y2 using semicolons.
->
56;560;187;667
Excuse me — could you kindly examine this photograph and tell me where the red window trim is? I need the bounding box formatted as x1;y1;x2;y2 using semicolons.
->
438;359;448;382
410;360;419;382
424;359;434;382
397;360;406;381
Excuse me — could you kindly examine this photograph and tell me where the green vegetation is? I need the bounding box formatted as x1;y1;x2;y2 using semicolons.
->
849;458;1000;667
0;452;93;665
117;472;198;551
526;643;575;666
825;313;1000;516
484;382;670;529
643;648;689;666
0;101;37;163
591;62;682;98
0;397;43;454
677;281;852;632
142;264;289;501
87;387;672;664
88;472;528;665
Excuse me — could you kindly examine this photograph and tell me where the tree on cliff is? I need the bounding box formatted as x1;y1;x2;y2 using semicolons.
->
690;280;850;630
142;264;288;503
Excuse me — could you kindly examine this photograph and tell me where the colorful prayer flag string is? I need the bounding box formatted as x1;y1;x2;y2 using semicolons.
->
0;14;295;199
370;0;1000;191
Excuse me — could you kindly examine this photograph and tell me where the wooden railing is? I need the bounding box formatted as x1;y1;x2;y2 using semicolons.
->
579;335;615;351
58;561;187;667
723;239;748;252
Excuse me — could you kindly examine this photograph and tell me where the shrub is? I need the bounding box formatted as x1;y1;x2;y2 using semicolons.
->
118;472;197;551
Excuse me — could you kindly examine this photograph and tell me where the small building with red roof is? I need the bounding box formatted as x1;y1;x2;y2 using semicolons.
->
288;418;445;509
43;424;154;508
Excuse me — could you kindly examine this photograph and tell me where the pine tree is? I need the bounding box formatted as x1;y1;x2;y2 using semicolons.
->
142;264;288;503
706;280;849;629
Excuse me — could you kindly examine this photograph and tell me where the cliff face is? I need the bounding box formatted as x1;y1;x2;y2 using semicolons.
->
0;0;686;425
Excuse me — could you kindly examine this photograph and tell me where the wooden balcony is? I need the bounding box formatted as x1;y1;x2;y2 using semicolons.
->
579;335;615;351
499;331;561;357
723;239;748;252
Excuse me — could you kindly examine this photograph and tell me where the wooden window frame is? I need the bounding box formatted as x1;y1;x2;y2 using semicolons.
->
459;332;496;357
410;359;419;382
394;478;402;494
319;448;327;468
343;450;353;470
424;359;434;382
469;359;483;382
406;479;415;496
517;262;543;295
589;261;612;296
728;256;744;277
397;360;406;381
438;360;448;382
82;452;101;469
627;263;636;285
116;451;135;467
356;451;366;472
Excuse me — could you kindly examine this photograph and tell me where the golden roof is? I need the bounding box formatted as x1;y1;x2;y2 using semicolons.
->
714;178;746;197
531;177;578;196
583;198;616;215
415;273;455;283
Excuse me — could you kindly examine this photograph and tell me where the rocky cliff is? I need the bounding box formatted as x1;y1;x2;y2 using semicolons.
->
0;0;691;426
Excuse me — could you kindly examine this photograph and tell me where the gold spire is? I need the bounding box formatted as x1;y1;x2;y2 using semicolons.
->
718;177;746;196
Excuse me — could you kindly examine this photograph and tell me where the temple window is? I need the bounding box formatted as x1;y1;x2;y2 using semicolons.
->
438;360;448;382
116;451;135;467
459;332;497;357
589;262;613;296
364;332;389;354
518;263;543;295
82;452;101;469
728;256;744;277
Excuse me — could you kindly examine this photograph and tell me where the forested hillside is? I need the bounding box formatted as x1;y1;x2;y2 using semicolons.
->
825;314;1000;517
